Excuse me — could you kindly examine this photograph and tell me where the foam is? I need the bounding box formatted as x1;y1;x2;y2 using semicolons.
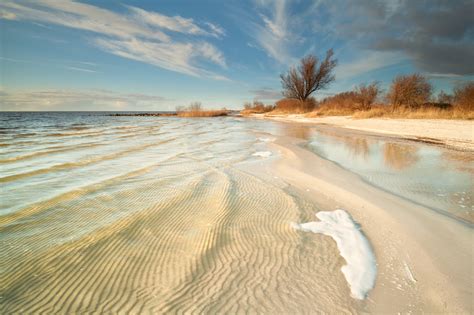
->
293;209;377;299
252;151;272;158
257;137;275;142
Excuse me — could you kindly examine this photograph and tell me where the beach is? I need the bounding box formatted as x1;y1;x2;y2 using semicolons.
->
255;114;474;151
1;112;472;313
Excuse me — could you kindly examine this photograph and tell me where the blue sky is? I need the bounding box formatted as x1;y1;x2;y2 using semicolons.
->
1;0;473;111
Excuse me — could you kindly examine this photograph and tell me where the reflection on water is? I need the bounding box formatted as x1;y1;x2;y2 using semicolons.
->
383;143;419;170
277;123;313;140
307;128;473;223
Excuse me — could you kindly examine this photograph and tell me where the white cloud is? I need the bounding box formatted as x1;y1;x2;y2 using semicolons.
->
0;0;227;79
93;37;225;77
252;0;292;64
204;22;226;38
128;7;225;39
63;66;99;73
0;89;168;111
335;51;406;80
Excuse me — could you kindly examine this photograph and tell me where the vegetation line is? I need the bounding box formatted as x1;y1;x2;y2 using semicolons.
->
241;50;473;120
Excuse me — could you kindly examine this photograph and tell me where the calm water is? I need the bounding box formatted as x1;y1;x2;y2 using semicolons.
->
1;112;472;313
306;128;473;224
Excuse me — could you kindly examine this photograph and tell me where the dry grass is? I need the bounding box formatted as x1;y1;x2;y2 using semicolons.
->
273;98;316;113
177;109;228;117
240;101;275;116
352;106;474;120
306;107;355;117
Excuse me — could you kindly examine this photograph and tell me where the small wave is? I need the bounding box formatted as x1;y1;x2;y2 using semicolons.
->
292;209;377;300
252;151;272;158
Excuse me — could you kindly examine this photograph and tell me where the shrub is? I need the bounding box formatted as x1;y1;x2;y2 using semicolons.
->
176;102;228;117
453;82;474;111
387;74;432;108
274;98;317;113
354;82;381;110
241;100;275;115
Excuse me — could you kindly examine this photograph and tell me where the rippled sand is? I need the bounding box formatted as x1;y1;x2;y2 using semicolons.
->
1;114;359;313
1;113;472;313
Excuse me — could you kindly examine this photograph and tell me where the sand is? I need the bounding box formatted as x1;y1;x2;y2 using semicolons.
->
262;135;473;313
255;114;474;151
2;115;472;313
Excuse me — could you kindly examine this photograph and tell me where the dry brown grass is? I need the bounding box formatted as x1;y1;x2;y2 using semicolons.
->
352;106;474;120
177;110;228;117
240;101;275;116
176;101;228;117
273;98;316;113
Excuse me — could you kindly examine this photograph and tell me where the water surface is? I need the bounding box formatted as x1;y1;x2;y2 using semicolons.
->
306;128;473;223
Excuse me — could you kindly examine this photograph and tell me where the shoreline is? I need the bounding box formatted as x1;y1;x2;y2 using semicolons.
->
257;134;472;313
249;114;474;151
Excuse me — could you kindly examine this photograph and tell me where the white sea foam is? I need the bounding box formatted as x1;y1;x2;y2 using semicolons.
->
292;209;377;300
257;137;275;142
252;151;272;158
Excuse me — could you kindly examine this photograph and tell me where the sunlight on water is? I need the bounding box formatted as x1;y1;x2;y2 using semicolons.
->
307;129;473;223
1;112;472;313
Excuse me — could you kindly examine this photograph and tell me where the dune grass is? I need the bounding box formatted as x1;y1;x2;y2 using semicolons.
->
177;110;228;117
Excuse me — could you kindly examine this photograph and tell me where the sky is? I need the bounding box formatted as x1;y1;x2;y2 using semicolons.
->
0;0;473;111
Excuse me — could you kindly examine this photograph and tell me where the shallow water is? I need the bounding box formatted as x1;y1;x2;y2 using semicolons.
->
0;112;359;313
306;128;473;223
1;112;472;313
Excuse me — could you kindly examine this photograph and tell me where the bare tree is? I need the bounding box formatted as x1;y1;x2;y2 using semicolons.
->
280;49;337;101
387;74;432;108
354;82;381;110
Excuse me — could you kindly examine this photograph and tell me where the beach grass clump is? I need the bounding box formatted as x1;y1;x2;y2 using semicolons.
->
272;98;317;114
352;106;474;120
176;102;229;117
240;101;275;116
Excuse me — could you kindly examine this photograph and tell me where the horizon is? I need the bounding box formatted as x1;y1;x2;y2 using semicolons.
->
1;0;473;111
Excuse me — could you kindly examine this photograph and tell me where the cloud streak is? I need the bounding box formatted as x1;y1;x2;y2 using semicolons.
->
0;89;168;111
252;0;293;64
0;0;227;79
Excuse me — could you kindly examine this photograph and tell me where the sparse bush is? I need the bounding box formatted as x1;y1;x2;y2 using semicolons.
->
387;74;432;108
241;100;275;115
354;82;381;110
453;82;474;111
437;90;454;105
274;98;317;113
314;91;359;115
187;101;202;112
176;101;228;117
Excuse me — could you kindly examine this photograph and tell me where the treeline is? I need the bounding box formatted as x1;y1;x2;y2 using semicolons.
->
242;50;473;119
314;75;473;119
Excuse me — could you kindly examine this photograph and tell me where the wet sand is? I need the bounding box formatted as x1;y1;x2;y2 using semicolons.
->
263;134;472;313
1;113;472;313
256;114;474;151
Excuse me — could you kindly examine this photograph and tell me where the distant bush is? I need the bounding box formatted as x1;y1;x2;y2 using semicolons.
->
387;74;432;108
453;82;474;111
176;102;228;117
274;98;317;113
241;100;275;115
354;82;381;110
